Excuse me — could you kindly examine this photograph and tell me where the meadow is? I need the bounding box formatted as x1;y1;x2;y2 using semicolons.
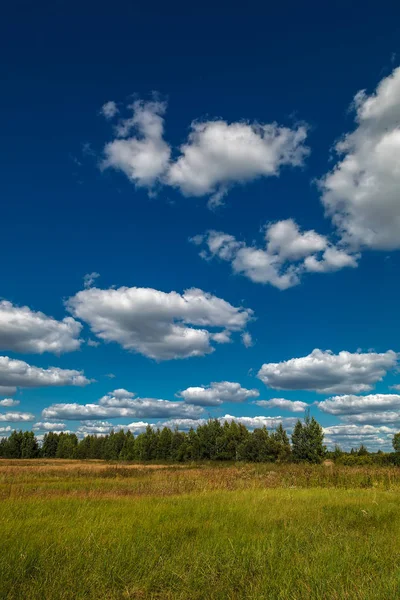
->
1;460;400;599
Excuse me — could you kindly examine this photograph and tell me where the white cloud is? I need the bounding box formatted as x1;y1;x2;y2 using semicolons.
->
0;356;92;390
257;349;398;394
66;286;253;360
391;384;400;391
42;388;203;421
0;426;12;434
255;398;309;412
102;99;171;189
0;300;82;354
33;422;67;431
87;339;100;347
83;272;100;288
318;393;400;415
167;119;308;207
0;398;19;407
156;418;207;430
156;414;298;431
76;421;116;435
101;97;309;207
339;412;400;425
221;414;298;430
0;412;35;422
100;101;119;120
193;220;358;290
320;66;400;251
323;423;396;450
241;332;253;348
177;381;259;406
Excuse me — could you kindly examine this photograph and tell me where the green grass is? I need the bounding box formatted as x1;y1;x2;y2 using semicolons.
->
1;461;400;599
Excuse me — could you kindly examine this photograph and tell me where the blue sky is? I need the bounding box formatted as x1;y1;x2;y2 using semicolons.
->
1;1;400;449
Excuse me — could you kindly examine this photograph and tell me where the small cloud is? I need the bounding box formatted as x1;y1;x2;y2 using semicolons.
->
83;272;100;289
106;373;116;379
100;101;119;120
87;339;100;347
241;332;253;348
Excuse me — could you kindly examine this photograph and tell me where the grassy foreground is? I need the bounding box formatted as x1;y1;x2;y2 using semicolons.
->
1;460;400;599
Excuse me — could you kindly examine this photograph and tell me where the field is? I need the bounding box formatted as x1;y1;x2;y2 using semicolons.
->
1;460;400;599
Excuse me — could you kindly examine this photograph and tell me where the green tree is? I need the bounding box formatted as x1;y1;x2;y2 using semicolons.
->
291;413;325;463
42;432;60;458
56;433;78;458
21;431;39;458
393;432;400;453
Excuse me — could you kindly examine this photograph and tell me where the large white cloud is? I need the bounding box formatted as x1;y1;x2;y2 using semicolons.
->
42;388;203;421
257;349;398;394
167;119;308;208
320;66;400;250
66;286;253;360
102;99;171;189
193;220;358;290
318;393;400;415
255;398;309;412
0;412;35;422
0;356;91;390
0;300;82;354
177;381;259;406
101;98;309;207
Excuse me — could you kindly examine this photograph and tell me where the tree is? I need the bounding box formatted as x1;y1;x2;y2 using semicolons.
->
21;431;39;458
393;432;400;453
42;432;60;458
291;413;325;463
56;433;78;458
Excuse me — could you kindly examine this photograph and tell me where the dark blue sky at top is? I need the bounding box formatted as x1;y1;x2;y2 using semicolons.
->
1;0;400;437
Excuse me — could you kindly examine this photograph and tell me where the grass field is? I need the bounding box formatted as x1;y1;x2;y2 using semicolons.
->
1;460;400;599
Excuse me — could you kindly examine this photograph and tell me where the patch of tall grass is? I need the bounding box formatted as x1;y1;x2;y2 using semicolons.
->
1;461;400;599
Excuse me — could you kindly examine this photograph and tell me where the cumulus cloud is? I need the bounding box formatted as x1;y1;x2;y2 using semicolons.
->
323;423;396;450
0;412;35;422
66;285;253;360
101;97;309;207
318;393;400;415
221;414;298;430
257;349;397;394
193;220;358;290
177;381;259;406
0;356;92;391
33;422;67;431
320;66;400;251
254;398;309;412
0;398;19;407
42;388;203;421
102;99;171;190
167;119;308;208
76;421;116;435
100;101;118;119
0;426;12;434
339;412;400;425
0;300;82;354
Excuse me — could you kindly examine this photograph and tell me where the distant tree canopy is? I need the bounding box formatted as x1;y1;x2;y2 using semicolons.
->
1;418;400;464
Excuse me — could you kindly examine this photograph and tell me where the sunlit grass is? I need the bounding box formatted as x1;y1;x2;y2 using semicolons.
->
1;460;400;599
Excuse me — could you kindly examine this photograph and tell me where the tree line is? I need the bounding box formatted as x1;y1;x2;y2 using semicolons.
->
1;415;400;464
